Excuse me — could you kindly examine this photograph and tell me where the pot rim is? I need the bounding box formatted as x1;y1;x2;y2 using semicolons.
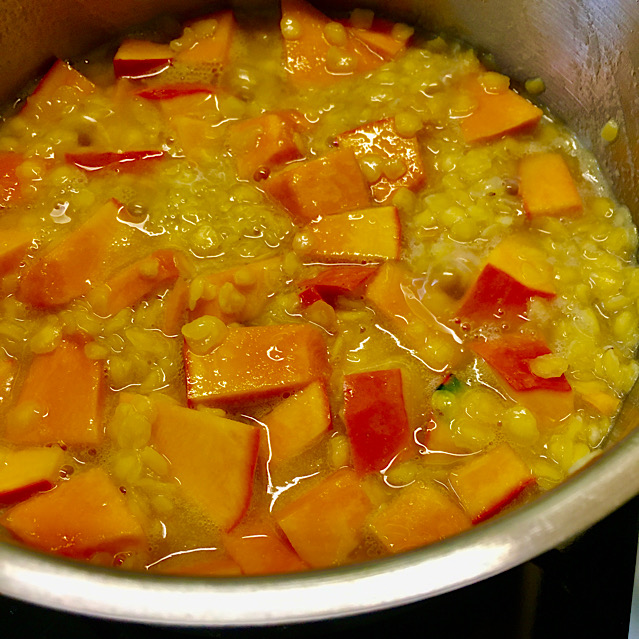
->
2;426;638;627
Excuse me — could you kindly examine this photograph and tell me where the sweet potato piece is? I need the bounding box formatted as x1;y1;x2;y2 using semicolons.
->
185;324;330;406
298;264;378;307
176;11;236;72
346;18;410;59
573;380;620;417
161;277;190;337
190;257;283;324
369;482;471;552
21;60;96;122
17;199;138;308
294;206;401;262
4;337;104;446
509;387;575;426
91;249;183;317
227;112;306;180
281;0;384;87
1;467;146;558
0;446;65;506
262;380;332;463
151;400;259;531
0;229;36;276
365;262;465;372
65;150;165;173
450;443;536;523
519;152;583;218
460;75;543;143
223;517;308;575
113;40;174;79
471;333;571;393
136;83;215;100
343;369;413;474
337;118;426;203
148;549;242;576
275;468;373;568
263;148;371;224
0;152;24;206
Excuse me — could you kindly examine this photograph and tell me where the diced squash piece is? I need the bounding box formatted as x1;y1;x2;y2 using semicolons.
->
0;152;24;206
573;380;621;417
185;324;329;405
365;262;465;372
113;40;174;79
175;11;236;72
136;83;215;100
0;229;36;276
91;249;182;317
21;60;96;122
161;277;190;337
369;481;471;552
227;112;306;180
423;416;470;460
460;75;543;143
65;150;165;173
275;468;372;568
263;148;371;224
509;387;575;426
471;333;571;393
0;446;65;506
343;369;412;474
148;549;242;576
298;264;378;307
346;18;411;59
281;0;383;87
4;337;104;446
294;206;401;262
17;199;139;308
151;399;259;531
450;443;536;523
189;257;283;324
223;517;308;574
1;467;146;558
519;152;583;218
262;380;331;463
336;118;426;203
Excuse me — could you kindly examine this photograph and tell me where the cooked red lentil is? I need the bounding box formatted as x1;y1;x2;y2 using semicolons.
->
0;0;637;574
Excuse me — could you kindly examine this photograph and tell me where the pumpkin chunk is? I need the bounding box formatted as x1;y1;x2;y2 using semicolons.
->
0;229;36;276
148;549;242;576
1;467;146;558
65;150;165;173
113;40;175;79
298;264;378;307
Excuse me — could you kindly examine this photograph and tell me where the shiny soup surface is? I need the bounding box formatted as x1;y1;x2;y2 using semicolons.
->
0;0;637;575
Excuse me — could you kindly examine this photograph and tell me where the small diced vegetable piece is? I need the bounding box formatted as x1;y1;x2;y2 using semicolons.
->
343;368;412;474
185;324;329;405
423;415;469;457
263;148;371;224
0;152;24;206
294;206;401;262
136;83;215;100
148;549;242;576
91;249;183;317
369;482;471;552
519;152;583;218
227;112;306;180
460;75;543;143
151;399;259;531
450;443;536;523
262;380;331;464
471;333;571;393
509;387;574;425
65;150;165;173
1;468;146;558
572;381;620;417
275;468;373;568
0;446;65;506
365;262;465;372
337;118;426;203
298;264;378;307
280;0;383;87
4;337;104;446
161;277;190;337
18;199;138;308
0;229;36;276
113;40;175;79
346;18;411;59
223;517;308;574
20;60;96;122
189;257;282;324
175;11;236;71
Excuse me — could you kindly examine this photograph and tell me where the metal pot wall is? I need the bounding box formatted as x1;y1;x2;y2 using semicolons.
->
1;0;639;627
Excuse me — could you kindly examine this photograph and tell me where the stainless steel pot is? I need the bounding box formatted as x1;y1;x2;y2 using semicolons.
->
1;0;639;626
